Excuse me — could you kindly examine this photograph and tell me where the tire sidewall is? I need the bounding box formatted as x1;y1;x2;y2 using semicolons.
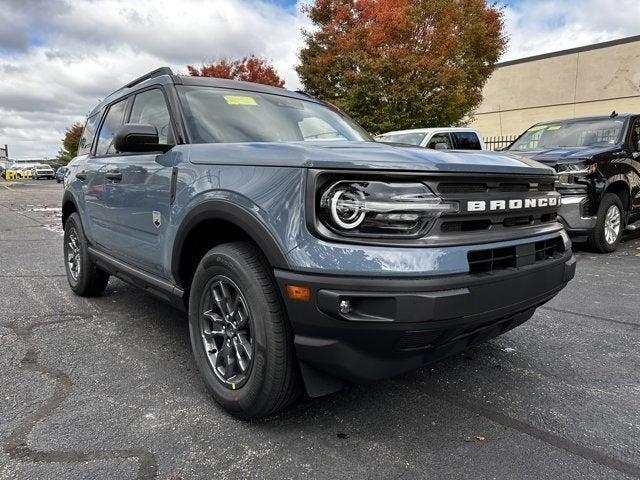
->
63;213;93;292
188;248;272;413
594;194;624;252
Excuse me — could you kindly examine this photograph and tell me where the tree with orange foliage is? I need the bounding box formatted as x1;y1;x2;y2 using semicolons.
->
56;122;83;165
188;56;285;87
297;0;506;133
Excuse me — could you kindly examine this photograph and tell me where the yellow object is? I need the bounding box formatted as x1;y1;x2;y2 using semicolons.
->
224;95;258;106
286;284;311;302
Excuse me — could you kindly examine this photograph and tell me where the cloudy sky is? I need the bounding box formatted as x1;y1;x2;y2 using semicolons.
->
1;0;639;159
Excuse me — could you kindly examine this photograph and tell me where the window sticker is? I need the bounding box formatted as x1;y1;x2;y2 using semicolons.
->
528;125;548;132
224;95;258;106
547;125;562;131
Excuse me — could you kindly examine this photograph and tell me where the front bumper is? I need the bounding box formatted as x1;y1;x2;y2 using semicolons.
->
275;251;576;396
558;195;597;235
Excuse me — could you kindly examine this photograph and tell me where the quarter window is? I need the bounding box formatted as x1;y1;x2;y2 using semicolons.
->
78;113;101;156
129;89;173;144
95;99;127;156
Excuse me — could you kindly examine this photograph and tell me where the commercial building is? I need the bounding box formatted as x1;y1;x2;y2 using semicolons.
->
470;35;640;140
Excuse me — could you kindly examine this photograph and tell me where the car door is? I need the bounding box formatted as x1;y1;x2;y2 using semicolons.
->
425;132;453;150
451;131;483;150
628;117;640;213
100;87;177;276
82;99;128;248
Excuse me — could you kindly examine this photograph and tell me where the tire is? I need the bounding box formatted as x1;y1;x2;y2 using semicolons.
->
63;212;110;296
188;241;300;419
588;192;625;253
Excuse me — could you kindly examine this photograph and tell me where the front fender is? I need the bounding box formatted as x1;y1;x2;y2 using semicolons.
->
170;198;292;287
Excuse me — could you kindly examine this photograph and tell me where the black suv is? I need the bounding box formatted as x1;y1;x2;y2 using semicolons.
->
506;114;640;252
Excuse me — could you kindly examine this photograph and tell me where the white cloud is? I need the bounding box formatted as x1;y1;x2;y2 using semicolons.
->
0;0;638;159
0;0;310;159
501;0;640;61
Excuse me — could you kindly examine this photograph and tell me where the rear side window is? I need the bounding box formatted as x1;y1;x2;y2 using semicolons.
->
78;113;101;156
452;132;482;150
95;99;128;156
129;89;174;144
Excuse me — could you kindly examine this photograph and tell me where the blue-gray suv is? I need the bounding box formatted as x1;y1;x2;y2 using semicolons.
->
62;68;576;419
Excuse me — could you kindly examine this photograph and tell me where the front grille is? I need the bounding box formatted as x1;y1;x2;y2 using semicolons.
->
468;237;564;274
437;180;555;195
535;237;564;262
441;219;491;233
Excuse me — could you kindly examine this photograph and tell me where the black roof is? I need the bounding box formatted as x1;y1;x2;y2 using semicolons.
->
89;67;317;116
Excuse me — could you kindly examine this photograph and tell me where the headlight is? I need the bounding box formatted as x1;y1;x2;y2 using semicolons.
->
555;161;596;184
318;180;458;237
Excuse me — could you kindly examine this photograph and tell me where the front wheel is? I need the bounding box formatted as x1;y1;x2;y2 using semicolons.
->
188;242;300;419
589;193;625;253
63;213;110;296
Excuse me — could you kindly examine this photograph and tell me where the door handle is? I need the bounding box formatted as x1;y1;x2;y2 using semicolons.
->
75;171;87;181
105;171;123;182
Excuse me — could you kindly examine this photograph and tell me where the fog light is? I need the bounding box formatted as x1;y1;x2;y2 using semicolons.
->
339;299;352;314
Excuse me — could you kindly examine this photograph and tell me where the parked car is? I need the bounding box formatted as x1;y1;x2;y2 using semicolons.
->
55;166;68;183
375;128;485;150
505;114;640;252
17;166;33;179
32;164;56;180
4;165;18;180
62;67;575;419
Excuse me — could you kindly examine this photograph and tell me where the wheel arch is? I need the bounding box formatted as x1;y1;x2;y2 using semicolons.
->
171;200;291;291
61;190;79;227
605;178;631;214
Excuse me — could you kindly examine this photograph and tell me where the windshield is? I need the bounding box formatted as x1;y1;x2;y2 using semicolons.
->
376;132;426;146
177;86;371;144
509;118;626;152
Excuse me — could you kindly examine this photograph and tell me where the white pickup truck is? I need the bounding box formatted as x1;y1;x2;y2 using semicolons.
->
375;127;485;150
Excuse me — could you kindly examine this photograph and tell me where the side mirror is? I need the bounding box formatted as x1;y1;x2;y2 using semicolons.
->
114;124;172;153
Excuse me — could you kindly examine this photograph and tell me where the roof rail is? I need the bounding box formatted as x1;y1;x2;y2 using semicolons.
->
124;67;174;89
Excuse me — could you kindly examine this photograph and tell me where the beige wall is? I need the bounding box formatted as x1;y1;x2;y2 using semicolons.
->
470;37;640;138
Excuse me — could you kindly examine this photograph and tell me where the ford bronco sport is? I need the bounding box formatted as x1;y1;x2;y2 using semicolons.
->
62;67;576;419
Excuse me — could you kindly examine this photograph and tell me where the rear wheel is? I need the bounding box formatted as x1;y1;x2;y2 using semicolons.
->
63;213;110;296
188;242;300;419
589;193;625;253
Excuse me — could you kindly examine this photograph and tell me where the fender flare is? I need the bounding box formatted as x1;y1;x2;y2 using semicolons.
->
61;190;80;225
171;199;291;288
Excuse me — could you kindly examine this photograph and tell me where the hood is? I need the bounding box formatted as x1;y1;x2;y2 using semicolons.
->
188;141;554;175
509;145;620;166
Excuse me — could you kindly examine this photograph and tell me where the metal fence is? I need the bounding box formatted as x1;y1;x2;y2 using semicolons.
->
483;135;517;151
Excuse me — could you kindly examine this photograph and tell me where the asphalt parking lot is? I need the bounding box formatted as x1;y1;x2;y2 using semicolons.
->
0;180;639;480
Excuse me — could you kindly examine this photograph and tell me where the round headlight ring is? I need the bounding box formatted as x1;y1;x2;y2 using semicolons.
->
330;188;366;230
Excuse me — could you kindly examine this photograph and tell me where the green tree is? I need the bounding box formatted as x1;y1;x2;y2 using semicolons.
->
56;122;83;165
296;0;506;133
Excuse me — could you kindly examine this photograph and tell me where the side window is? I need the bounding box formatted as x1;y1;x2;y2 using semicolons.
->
427;133;453;150
95;99;127;156
129;89;174;144
631;119;640;152
452;132;482;150
78;113;101;156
